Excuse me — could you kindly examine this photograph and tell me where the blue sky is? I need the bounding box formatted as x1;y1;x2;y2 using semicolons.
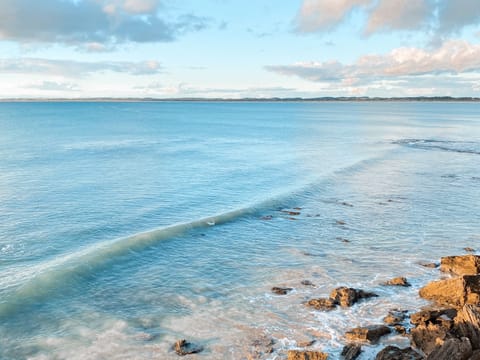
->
1;0;480;98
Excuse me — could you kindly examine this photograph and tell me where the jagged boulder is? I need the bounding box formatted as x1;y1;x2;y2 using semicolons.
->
174;339;204;356
330;287;378;307
419;275;480;307
410;323;449;356
306;298;337;311
454;305;480;350
426;337;472;360
410;308;457;326
441;255;480;276
341;344;361;360
272;287;293;295
383;277;411;287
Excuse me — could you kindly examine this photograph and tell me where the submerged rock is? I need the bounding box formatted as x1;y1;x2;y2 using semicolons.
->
301;280;315;286
418;261;439;268
440;255;480;276
383;310;407;325
341;344;361;360
174;339;204;356
345;325;391;343
383;277;411;287
272;287;293;295
287;350;328;360
419;275;480;307
375;346;423;360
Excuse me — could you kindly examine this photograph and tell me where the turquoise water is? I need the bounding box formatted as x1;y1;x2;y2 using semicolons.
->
0;102;479;359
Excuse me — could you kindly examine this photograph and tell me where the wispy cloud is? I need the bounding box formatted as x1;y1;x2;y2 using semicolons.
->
0;58;162;76
266;39;480;84
0;0;209;47
27;81;80;92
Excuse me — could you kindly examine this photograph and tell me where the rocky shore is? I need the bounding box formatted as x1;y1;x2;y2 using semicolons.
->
174;254;480;359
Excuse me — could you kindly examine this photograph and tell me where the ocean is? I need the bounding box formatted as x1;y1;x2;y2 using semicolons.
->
0;101;479;359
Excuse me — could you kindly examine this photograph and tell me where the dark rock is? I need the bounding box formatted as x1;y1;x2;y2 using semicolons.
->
336;237;351;243
287;350;328;360
419;275;480;307
293;207;302;210
410;308;457;326
336;220;346;225
465;248;476;253
383;310;407;325
441;255;480;276
375;346;423;360
306;298;337;311
301;280;315;286
272;287;293;295
469;350;480;360
249;336;274;358
394;325;407;335
426;337;472;360
454;305;480;350
419;262;439;268
174;339;204;356
345;325;391;343
260;215;273;220
410;323;449;356
297;339;316;347
330;287;378;307
383;277;411;287
340;202;354;207
341;344;361;360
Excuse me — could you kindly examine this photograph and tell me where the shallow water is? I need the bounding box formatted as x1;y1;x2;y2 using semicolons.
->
0;101;479;359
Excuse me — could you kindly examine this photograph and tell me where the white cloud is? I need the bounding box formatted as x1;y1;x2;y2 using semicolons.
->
0;0;208;46
0;58;162;77
365;0;430;34
266;39;480;85
27;81;80;92
294;0;480;36
295;0;370;32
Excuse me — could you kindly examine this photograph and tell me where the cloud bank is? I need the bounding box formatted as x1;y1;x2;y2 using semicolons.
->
266;40;480;85
295;0;480;36
0;0;209;46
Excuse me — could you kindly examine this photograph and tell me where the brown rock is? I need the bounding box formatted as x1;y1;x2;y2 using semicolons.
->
306;298;337;311
297;339;316;347
454;305;480;350
287;350;328;360
469;350;480;360
174;339;204;356
426;337;472;360
394;325;407;335
465;248;476;253
410;323;449;356
330;287;378;307
272;287;293;295
410;308;457;326
383;277;411;287
375;346;423;360
345;325;391;343
441;255;480;276
301;280;315;286
383;310;407;325
419;262;439;268
419;275;480;307
248;336;274;358
341;344;361;360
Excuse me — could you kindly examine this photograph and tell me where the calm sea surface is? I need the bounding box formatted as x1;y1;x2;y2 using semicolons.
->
0;101;479;359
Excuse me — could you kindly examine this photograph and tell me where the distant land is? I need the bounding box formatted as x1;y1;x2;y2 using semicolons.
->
1;96;480;102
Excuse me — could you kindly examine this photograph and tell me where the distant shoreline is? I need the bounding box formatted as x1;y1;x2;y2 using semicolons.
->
0;96;479;103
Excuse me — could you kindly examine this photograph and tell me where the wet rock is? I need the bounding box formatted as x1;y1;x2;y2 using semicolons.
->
287;350;328;360
301;280;315;286
418;262;439;268
410;308;457;326
341;344;361;360
383;277;411;287
394;325;407;335
410;323;449;356
272;287;293;295
375;346;423;360
306;298;337;311
174;339;204;356
454;305;480;350
335;220;346;225
465;248;476;253
345;325;391;343
419;275;480;307
383;310;407;325
250;336;274;356
297;339;316;347
340;202;354;207
469;350;480;360
330;287;378;307
441;255;480;275
336;237;351;243
426;337;472;360
260;215;273;220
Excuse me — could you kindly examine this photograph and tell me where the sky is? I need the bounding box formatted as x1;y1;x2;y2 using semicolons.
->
1;0;480;98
